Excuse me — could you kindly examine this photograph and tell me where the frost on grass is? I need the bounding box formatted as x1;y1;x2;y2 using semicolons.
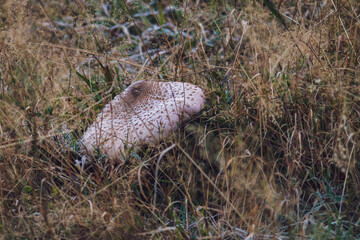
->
81;80;205;161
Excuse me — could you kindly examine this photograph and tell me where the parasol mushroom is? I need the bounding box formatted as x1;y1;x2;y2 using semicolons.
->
81;80;205;161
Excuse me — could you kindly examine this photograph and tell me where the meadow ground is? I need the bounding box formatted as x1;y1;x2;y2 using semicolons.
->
1;0;360;239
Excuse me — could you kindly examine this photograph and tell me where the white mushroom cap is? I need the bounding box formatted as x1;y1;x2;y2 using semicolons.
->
81;80;205;160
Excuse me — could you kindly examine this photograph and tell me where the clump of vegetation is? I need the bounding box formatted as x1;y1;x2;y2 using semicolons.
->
1;0;359;239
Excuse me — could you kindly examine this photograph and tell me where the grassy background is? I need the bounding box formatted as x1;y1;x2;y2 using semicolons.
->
1;0;360;239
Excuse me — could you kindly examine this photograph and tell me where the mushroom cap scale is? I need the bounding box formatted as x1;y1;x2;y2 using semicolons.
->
81;80;205;160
